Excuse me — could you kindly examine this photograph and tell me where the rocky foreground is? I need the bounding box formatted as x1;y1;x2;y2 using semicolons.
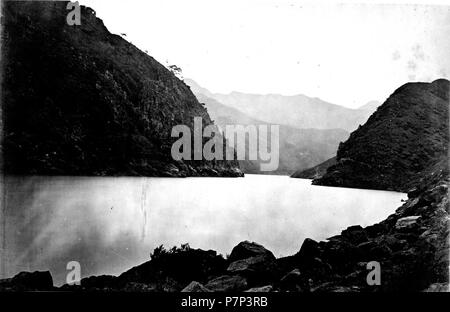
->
1;158;448;292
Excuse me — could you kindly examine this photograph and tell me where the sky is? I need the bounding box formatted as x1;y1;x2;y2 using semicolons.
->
79;0;450;108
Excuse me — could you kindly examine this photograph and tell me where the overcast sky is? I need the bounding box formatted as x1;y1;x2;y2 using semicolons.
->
79;0;450;108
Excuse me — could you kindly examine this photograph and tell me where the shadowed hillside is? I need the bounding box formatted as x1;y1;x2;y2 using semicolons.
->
1;1;242;177
312;79;449;192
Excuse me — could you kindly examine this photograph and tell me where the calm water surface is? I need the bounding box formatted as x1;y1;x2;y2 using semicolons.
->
1;175;405;285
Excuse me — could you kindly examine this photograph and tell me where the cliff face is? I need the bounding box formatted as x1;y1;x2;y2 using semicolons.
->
1;1;242;177
313;79;449;191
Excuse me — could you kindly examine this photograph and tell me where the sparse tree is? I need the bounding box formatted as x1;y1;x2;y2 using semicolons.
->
167;64;183;80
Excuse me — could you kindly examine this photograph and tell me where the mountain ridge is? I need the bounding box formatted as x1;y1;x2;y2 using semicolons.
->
1;1;242;177
311;78;449;192
186;79;350;175
185;78;375;132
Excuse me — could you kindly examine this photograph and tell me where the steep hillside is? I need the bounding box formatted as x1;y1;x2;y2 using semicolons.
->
313;79;449;192
1;1;242;177
187;81;349;175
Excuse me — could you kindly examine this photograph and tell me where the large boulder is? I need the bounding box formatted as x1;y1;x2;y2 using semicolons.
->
297;238;321;260
227;241;277;286
395;216;421;231
227;255;275;275
228;241;275;262
227;255;277;286
4;271;54;291
118;245;226;291
341;225;368;245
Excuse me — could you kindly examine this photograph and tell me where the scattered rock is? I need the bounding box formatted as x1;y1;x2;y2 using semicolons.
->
368;244;392;259
205;275;248;292
227;254;275;275
80;275;118;290
384;236;408;252
365;223;387;238
122;282;156;292
322;239;359;271
245;285;273;292
181;281;211;292
312;282;360;292
301;257;333;282
279;269;309;292
356;241;377;255
395;216;421;231
408;187;421;199
424;283;449;292
341;225;368;245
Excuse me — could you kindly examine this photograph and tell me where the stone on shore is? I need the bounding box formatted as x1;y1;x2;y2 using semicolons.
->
205;275;248;292
228;241;275;262
181;281;211;292
395;216;421;230
245;285;273;292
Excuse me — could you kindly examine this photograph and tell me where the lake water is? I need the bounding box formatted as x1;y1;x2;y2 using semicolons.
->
1;175;406;285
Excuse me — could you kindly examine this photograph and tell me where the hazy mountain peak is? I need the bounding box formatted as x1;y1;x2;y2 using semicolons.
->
185;79;373;132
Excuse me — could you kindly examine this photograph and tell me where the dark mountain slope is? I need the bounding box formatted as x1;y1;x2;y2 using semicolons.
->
1;1;242;177
312;79;449;192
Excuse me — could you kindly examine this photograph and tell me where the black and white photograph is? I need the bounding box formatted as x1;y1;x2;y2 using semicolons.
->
0;0;449;306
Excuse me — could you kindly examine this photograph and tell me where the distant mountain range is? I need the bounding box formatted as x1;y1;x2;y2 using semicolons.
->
186;79;378;132
185;80;354;175
295;79;449;192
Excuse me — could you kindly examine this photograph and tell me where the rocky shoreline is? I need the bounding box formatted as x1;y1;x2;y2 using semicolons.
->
1;160;447;292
